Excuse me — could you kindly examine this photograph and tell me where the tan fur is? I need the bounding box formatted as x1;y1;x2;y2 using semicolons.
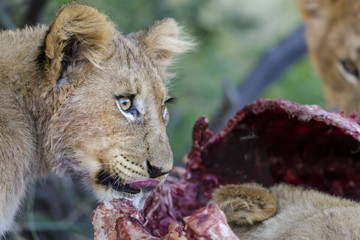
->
212;184;277;225
297;0;360;114
0;3;193;236
213;183;360;239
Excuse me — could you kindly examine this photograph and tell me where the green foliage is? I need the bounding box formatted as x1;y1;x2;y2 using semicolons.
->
264;56;325;107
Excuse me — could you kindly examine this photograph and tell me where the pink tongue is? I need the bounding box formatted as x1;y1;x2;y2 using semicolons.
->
126;178;160;189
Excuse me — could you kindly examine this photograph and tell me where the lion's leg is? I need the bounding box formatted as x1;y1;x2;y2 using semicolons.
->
212;183;277;225
269;183;358;211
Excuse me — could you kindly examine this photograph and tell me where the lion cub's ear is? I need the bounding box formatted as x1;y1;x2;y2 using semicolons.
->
296;0;337;48
136;18;195;79
41;3;115;85
296;0;335;23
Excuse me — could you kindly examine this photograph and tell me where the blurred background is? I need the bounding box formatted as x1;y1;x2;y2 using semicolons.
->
1;0;325;239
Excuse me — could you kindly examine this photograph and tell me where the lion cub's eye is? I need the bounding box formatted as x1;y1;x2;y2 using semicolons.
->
341;59;359;79
162;97;176;123
161;105;167;119
116;96;132;111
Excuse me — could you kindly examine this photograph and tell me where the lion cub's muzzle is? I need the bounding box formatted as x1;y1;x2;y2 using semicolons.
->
146;160;170;178
96;160;170;194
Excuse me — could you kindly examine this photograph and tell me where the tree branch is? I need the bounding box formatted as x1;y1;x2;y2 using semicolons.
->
211;25;307;132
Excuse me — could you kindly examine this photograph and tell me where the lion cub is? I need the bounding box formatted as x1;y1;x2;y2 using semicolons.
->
297;0;360;114
0;3;193;236
213;183;360;239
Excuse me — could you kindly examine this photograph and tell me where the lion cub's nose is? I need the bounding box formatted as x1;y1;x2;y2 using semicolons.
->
146;160;168;178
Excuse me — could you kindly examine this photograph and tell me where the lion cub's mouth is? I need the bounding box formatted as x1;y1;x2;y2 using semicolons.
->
96;169;160;194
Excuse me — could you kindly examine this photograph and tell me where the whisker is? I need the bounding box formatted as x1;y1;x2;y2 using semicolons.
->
113;175;122;186
100;172;116;184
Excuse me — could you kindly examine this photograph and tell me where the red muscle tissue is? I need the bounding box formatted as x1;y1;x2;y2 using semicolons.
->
93;98;360;239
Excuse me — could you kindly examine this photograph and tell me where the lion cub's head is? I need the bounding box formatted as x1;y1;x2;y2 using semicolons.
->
36;4;193;205
297;0;360;114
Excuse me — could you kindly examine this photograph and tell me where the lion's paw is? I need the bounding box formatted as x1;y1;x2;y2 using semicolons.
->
212;183;277;225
